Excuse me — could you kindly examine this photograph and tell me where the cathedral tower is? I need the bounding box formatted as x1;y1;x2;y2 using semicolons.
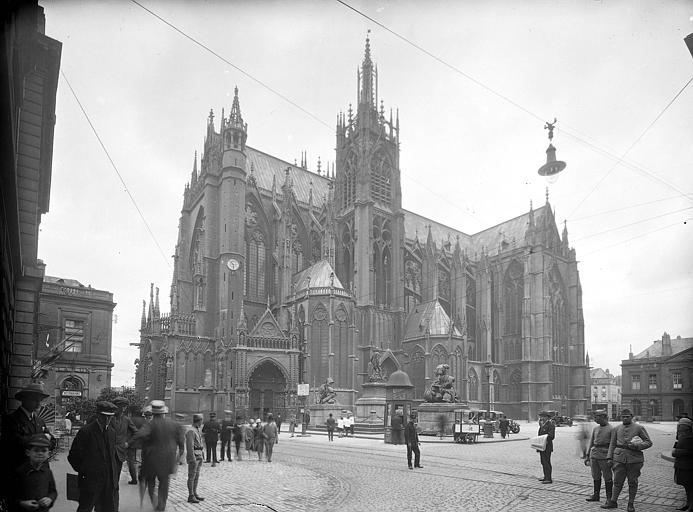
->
217;87;247;341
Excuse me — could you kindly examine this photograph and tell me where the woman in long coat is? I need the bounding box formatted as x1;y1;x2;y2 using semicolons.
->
244;419;255;457
253;421;265;460
673;417;693;512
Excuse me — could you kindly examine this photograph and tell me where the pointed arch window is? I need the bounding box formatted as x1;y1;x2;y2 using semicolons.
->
292;240;304;274
466;269;477;348
245;230;266;301
504;260;523;335
342;152;357;209
371;150;392;206
493;371;502;402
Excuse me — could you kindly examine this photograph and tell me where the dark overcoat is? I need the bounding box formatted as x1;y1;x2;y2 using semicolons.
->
131;416;184;479
68;419;120;492
110;413;138;463
2;408;51;469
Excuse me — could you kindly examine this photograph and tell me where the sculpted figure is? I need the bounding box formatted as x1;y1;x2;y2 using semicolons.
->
368;351;384;382
316;378;337;404
424;364;458;403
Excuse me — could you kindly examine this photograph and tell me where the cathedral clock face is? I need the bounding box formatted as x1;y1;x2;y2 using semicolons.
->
226;258;240;271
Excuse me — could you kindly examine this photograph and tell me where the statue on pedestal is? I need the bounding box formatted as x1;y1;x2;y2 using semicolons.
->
316;377;337;404
424;363;457;403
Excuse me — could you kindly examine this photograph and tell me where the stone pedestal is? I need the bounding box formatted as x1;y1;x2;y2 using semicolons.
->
310;403;344;429
355;382;387;425
416;402;463;436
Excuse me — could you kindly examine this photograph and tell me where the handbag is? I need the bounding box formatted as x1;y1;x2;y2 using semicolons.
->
66;473;80;501
530;434;548;452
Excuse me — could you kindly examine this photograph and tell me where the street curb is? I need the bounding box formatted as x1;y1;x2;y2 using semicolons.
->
299;430;530;444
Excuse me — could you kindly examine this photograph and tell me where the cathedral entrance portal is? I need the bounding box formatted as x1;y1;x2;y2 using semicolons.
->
248;360;287;421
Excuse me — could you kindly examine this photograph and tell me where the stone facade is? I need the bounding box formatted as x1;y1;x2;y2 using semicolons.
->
621;332;693;421
137;38;588;421
589;367;621;420
37;276;115;406
0;2;61;413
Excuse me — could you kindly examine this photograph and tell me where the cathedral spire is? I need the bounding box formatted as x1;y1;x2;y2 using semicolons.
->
229;86;244;127
141;299;146;329
154;286;160;317
359;31;374;107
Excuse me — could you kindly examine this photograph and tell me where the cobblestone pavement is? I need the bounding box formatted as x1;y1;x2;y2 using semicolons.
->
49;421;684;512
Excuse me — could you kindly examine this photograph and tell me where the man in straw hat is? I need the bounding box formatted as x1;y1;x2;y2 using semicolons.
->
601;408;652;512
68;401;119;512
131;400;184;511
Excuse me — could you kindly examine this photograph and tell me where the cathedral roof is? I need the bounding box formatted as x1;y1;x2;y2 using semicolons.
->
293;259;344;293
247;147;330;208
403;299;461;341
403;206;549;255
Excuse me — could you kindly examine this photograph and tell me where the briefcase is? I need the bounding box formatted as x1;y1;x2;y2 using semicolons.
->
66;473;80;501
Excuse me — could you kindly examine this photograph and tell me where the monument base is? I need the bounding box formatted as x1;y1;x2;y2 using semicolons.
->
416;402;465;436
309;403;344;430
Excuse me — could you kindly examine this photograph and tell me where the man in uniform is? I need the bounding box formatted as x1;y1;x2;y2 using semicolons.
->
202;412;220;466
602;409;652;512
404;412;423;470
586;409;614;503
68;401;120;512
537;410;556;484
185;414;205;503
263;414;278;462
219;410;234;462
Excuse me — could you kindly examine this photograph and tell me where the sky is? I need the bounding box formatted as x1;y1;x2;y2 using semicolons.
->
38;0;693;387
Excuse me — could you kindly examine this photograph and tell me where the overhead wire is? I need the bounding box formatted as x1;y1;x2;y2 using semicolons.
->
573;207;693;242
128;0;486;227
569;195;689;222
59;70;171;268
335;0;693;210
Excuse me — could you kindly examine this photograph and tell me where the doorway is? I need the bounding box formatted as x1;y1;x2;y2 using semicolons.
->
248;360;287;420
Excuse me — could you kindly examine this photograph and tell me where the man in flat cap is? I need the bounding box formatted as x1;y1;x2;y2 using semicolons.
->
602;409;652;512
185;413;205;503
537;410;556;484
131;401;184;511
8;434;57;512
586;410;614;503
68;401;120;512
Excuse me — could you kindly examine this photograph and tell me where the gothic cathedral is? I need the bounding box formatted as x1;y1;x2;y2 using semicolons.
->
136;38;589;421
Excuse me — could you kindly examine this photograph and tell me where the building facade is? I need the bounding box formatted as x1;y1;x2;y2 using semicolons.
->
137;39;588;421
621;332;693;421
0;1;61;413
36;276;115;409
589;367;621;420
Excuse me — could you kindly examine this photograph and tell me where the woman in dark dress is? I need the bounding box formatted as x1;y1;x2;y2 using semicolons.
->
673;417;693;511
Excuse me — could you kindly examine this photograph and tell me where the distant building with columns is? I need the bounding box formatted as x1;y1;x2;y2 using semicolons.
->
136;38;588;421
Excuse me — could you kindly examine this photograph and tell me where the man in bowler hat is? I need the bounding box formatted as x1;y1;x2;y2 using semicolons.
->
537;410;555;484
2;383;52;471
68;401;120;512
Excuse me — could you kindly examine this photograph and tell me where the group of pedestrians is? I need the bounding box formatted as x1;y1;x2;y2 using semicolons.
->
325;412;354;441
535;408;656;512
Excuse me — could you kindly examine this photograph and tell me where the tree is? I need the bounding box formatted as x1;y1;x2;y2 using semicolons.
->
98;386;146;413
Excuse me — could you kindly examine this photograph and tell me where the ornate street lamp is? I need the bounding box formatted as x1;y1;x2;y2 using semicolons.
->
538;118;567;184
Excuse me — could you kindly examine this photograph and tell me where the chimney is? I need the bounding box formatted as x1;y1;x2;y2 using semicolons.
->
662;331;672;357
